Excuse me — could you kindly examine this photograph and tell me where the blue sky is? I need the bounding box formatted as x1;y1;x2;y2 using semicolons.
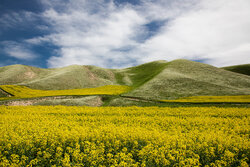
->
1;0;250;68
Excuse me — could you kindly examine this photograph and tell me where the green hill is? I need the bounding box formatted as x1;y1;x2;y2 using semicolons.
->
0;64;116;90
222;64;250;76
113;60;168;87
124;59;250;99
0;60;250;101
0;64;49;85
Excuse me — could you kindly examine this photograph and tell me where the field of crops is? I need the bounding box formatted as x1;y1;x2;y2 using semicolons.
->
0;106;249;166
0;85;130;100
162;95;250;103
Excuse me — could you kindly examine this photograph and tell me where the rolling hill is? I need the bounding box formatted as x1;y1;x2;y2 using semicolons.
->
222;64;250;76
124;59;250;99
0;64;116;90
0;59;250;101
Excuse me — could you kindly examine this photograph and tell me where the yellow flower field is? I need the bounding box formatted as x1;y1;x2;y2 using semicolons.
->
0;106;249;166
162;95;250;103
0;85;130;100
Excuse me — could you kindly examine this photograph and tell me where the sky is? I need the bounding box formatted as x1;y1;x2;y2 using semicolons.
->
0;0;250;68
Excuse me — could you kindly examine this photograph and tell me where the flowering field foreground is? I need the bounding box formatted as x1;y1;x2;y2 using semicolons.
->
0;85;130;100
0;106;249;166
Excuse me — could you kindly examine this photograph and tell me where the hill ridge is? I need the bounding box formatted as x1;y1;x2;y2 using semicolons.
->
0;59;250;99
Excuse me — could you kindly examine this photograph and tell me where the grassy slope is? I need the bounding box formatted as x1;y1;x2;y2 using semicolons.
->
112;60;169;88
1;60;250;101
24;65;116;90
0;65;116;90
120;60;169;88
107;96;250;107
0;64;50;85
222;64;250;76
125;59;250;99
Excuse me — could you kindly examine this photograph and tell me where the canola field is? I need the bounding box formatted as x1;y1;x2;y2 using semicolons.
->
0;85;130;100
162;95;250;103
0;106;249;166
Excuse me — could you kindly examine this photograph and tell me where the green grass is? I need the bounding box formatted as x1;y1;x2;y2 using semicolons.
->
0;65;116;90
124;60;169;88
222;64;250;76
106;96;250;108
125;59;250;100
0;64;50;85
24;65;116;90
1;60;250;102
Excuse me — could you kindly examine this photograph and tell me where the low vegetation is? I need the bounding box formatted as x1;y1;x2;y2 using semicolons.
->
222;64;250;76
162;95;250;103
0;92;7;98
0;106;249;166
125;59;250;99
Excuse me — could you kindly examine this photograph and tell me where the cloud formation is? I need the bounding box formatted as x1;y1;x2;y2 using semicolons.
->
2;41;37;60
0;11;39;31
4;0;250;68
138;0;250;66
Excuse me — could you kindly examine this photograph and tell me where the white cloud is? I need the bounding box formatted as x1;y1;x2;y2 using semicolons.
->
2;41;37;60
39;1;147;68
136;0;250;66
26;0;250;68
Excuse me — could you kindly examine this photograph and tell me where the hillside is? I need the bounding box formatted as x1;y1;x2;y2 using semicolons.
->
0;59;250;101
0;64;116;90
124;59;250;99
113;60;168;87
222;64;250;76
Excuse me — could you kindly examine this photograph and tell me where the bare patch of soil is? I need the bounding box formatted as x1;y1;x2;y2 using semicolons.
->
83;66;98;81
24;71;36;79
86;96;103;106
4;96;70;106
107;70;115;81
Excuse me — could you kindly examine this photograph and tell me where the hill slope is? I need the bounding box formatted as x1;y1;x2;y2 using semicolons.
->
0;64;116;90
113;60;169;87
124;59;250;99
222;64;250;76
0;60;250;100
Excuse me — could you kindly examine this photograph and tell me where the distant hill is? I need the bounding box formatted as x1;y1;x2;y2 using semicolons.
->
0;59;250;100
0;64;116;90
222;64;250;76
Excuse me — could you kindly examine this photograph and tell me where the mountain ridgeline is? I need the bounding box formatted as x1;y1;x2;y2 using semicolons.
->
0;59;250;100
